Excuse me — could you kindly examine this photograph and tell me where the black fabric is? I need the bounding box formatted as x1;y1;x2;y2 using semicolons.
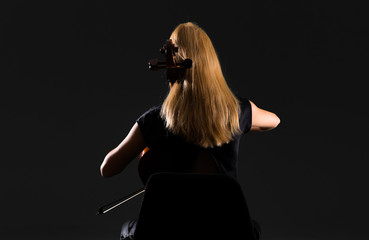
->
120;99;258;239
120;219;261;240
136;97;252;184
120;173;261;240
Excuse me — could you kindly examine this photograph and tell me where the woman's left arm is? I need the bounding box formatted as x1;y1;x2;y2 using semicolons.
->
100;122;146;177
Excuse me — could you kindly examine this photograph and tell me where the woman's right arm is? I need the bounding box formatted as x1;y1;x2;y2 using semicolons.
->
249;100;280;132
100;123;146;177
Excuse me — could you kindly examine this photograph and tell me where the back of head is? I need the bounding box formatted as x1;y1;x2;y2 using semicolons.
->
160;22;241;148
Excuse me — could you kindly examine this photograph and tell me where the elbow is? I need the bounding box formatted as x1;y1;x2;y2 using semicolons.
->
100;164;111;178
274;114;281;129
256;114;280;132
100;164;116;178
100;165;107;177
100;150;125;178
100;154;115;178
268;114;280;131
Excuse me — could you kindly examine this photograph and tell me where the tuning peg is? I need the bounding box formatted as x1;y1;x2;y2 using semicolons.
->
148;58;167;70
148;58;159;70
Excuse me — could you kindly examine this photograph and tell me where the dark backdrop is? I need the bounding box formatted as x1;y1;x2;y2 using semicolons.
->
1;1;368;239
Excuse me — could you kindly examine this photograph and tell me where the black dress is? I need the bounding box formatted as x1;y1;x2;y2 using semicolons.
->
136;97;252;183
120;98;261;239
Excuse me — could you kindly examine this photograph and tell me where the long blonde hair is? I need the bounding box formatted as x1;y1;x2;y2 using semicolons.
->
160;22;241;148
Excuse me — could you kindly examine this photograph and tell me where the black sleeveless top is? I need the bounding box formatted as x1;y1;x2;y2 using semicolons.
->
136;98;252;184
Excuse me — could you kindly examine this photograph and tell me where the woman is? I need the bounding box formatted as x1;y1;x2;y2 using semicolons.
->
100;22;280;240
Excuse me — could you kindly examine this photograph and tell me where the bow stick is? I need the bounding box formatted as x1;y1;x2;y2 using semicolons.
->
96;187;145;215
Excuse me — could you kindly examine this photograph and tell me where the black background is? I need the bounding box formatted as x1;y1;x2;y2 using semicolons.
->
1;0;368;239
